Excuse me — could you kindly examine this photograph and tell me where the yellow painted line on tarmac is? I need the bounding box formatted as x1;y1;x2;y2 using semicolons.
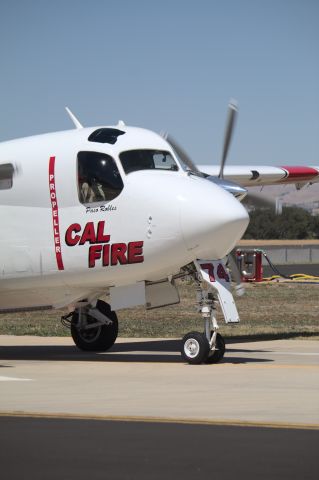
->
99;362;319;369
216;364;319;369
0;411;318;430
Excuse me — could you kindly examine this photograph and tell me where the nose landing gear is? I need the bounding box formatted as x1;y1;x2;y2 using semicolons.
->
181;285;225;365
181;259;239;365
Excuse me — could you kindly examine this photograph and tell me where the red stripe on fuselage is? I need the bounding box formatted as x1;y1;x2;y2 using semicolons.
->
48;156;64;270
280;166;319;183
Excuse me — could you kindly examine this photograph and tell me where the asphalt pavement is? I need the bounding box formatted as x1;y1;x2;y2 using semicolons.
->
1;416;318;480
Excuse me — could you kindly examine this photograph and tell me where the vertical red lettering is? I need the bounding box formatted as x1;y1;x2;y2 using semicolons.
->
49;156;64;270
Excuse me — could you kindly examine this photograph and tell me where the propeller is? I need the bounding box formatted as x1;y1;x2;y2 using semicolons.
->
219;101;238;179
163;133;205;177
164;100;238;181
217;102;279;212
243;191;277;210
227;251;245;296
163;101;279;214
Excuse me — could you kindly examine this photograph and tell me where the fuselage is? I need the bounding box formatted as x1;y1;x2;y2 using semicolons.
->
0;125;249;311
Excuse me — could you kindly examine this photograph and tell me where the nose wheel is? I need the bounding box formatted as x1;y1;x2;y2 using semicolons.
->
181;331;225;365
181;332;210;364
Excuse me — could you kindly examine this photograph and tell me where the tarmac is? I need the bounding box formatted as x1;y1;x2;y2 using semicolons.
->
1;335;318;479
0;335;318;427
1;416;318;480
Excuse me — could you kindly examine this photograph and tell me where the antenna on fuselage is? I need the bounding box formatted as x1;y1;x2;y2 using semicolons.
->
65;107;84;129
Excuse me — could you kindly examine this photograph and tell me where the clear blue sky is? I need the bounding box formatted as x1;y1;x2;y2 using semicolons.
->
0;0;318;166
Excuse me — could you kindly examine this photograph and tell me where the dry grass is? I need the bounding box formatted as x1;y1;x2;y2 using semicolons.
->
0;282;318;340
118;281;319;339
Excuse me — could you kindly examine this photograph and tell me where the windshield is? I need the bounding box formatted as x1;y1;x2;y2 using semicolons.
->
119;149;178;174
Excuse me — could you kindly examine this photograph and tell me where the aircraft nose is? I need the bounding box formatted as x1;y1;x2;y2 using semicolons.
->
180;178;249;259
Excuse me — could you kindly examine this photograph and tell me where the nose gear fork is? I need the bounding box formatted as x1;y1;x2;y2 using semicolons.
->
208;309;220;350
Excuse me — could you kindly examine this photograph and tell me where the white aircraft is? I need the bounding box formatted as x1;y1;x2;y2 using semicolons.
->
0;104;318;364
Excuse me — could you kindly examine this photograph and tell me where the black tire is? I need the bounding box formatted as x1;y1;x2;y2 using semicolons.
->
181;331;210;365
205;333;226;364
71;300;118;352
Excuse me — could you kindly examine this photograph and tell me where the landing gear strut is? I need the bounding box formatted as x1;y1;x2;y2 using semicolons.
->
63;299;118;352
181;259;239;365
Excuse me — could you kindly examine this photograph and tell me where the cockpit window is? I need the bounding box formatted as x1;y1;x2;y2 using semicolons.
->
119;149;178;174
77;151;123;204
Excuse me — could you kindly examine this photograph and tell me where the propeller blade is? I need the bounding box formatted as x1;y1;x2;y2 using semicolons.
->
219;101;238;179
244;192;284;214
164;134;204;177
243;192;276;209
228;251;245;296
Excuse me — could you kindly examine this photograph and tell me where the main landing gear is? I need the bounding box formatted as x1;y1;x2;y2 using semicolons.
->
180;259;239;365
62;299;118;352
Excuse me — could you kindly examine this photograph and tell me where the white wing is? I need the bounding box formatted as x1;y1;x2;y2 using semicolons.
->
197;165;319;187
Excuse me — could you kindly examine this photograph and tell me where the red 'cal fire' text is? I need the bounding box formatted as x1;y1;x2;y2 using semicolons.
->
65;221;144;268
